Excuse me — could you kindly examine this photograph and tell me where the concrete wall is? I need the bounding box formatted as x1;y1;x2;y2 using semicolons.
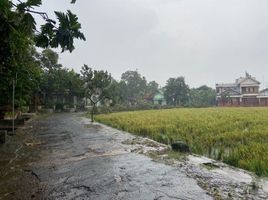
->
217;97;268;107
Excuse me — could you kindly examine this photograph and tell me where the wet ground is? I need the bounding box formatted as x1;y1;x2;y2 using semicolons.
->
0;113;212;200
2;113;268;199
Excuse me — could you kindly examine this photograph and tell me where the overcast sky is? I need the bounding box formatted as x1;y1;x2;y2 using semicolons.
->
36;0;268;88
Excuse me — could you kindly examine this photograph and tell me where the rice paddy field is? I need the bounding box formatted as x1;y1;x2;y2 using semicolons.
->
95;107;268;176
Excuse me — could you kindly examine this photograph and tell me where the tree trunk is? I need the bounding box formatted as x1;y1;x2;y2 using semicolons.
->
91;103;95;122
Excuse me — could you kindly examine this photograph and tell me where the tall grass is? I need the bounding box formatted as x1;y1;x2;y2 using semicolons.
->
95;107;268;176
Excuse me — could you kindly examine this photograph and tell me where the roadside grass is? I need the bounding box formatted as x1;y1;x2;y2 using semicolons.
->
95;107;268;176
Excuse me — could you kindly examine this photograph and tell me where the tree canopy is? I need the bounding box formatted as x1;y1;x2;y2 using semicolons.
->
145;81;159;102
120;70;147;104
189;85;216;107
0;0;85;109
164;77;190;106
81;64;112;121
39;50;84;106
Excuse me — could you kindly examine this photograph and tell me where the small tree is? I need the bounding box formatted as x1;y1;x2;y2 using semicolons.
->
81;64;112;122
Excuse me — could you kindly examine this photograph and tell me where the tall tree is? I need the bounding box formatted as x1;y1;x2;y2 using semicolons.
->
104;80;126;106
81;65;112;122
39;49;61;71
0;0;85;112
0;0;85;73
121;70;147;104
164;77;189;106
65;69;84;98
0;46;42;107
39;49;84;105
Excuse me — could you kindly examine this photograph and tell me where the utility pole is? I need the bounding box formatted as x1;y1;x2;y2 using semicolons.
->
12;73;17;135
12;79;15;135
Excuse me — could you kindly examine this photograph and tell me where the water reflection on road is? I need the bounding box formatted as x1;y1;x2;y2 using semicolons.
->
32;113;211;200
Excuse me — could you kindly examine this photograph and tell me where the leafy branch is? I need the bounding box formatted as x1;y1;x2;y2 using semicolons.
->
10;0;86;52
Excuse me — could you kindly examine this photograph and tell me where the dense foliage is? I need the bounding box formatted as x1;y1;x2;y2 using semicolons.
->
39;50;84;107
164;77;190;106
0;0;85;109
96;107;268;176
120;70;147;104
189;85;216;107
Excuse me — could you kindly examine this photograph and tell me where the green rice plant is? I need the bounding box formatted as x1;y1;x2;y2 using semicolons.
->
95;107;268;176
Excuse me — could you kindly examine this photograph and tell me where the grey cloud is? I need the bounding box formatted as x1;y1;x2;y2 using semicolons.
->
38;0;268;88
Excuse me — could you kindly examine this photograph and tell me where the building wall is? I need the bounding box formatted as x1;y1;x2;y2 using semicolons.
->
241;86;259;94
242;97;259;106
217;97;240;107
259;98;268;106
217;97;268;107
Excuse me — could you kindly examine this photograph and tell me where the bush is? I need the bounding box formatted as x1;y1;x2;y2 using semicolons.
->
95;103;178;114
55;102;64;110
19;106;29;113
171;141;190;152
44;102;54;109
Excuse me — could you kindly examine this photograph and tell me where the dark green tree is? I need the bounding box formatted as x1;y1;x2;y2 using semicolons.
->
0;46;42;107
121;70;147;104
39;49;84;106
189;85;216;107
0;0;85;73
164;77;190;106
65;69;84;98
35;9;85;52
81;64;112;122
104;79;126;106
0;0;85;113
39;49;62;71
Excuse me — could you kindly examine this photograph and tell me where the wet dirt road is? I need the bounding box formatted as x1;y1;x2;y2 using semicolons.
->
2;113;212;200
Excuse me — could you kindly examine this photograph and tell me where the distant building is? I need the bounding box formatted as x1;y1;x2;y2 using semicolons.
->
216;73;268;106
153;90;167;106
258;88;268;106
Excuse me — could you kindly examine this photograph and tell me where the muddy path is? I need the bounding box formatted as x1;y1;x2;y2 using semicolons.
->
0;113;212;200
